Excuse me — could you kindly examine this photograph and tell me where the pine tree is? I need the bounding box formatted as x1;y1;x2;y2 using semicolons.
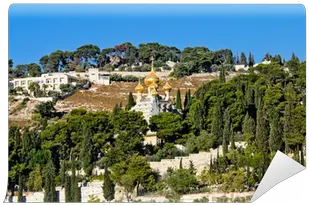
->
176;88;182;110
103;167;115;202
179;158;183;169
222;109;230;156
18;174;23;202
269;109;282;153
219;65;226;83
125;92;136;110
65;174;72;202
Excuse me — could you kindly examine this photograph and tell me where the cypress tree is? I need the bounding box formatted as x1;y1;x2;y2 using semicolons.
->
18;174;23;202
184;90;189;111
103;168;115;202
176;88;182;110
248;52;253;67
219;65;226;83
209;155;213;174
243;113;256;144
125;92;135;110
230;124;235;151
222;109;231;156
255;104;269;174
211;100;223;146
225;50;233;64
71;158;80;202
189;160;195;175
60;160;66;186
43;161;56;202
283;101;292;154
269;109;282;153
65;174;72;202
187;89;192;106
240;52;247;66
179;158;183;169
81;128;93;177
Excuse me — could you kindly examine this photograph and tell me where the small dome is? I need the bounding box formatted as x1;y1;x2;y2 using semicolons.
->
135;79;144;93
151;88;159;97
149;81;158;90
163;81;172;92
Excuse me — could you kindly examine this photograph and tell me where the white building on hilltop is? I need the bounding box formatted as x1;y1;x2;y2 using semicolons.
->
10;68;110;92
131;57;176;145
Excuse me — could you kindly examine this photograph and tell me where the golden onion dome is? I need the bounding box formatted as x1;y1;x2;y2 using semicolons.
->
144;57;162;87
149;81;158;90
163;81;172;92
135;78;144;93
151;88;159;97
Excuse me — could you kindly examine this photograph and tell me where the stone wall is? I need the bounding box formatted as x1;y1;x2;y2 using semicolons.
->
149;142;246;175
135;191;254;202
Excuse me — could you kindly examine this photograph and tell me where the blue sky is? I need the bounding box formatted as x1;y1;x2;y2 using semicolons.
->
9;4;306;67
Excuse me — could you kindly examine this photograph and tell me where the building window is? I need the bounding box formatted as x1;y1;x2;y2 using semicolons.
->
60;77;65;83
15;81;19;86
46;78;51;83
21;81;26;86
53;78;58;83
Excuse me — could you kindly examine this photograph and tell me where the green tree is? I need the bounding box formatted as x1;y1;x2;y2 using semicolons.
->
176;88;182;110
76;44;100;66
81;128;94;176
43;161;56;202
149;112;183;143
26;165;43;192
103;167;115;202
111;155;157;202
255;104;269;175
219;65;226;83
211;100;223;147
34;101;55;119
222;109;231;156
28;82;41;97
166;168;198;195
18;174;24;202
269;109;282;153
125;92;136;110
242;113;255;144
179;158;183;169
65;174;72;202
240;52;247;66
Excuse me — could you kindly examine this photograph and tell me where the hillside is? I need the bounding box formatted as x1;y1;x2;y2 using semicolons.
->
9;72;241;126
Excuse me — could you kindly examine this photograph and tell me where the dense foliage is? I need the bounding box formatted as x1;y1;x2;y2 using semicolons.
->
8;53;305;201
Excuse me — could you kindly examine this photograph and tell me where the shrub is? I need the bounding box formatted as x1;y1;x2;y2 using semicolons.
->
193;196;209;202
166;168;198;194
60;84;75;93
103;64;114;72
220;170;246;192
